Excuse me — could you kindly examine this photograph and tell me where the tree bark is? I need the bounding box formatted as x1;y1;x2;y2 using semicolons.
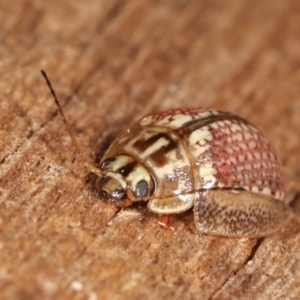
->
1;1;300;299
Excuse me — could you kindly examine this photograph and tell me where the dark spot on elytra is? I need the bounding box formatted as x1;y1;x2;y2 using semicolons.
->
133;133;172;152
149;138;178;167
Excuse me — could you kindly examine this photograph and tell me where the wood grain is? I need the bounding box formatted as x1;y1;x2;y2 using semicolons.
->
1;1;300;299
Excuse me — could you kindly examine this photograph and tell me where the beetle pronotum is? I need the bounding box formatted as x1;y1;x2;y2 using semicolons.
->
41;70;286;237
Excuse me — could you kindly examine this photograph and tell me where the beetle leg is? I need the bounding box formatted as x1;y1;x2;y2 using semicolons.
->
158;215;175;230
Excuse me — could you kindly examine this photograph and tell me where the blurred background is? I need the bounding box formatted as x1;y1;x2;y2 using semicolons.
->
0;1;300;299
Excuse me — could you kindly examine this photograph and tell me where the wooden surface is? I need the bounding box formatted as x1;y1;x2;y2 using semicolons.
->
1;1;300;299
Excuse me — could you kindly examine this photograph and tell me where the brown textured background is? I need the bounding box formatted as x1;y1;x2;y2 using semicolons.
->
1;1;300;299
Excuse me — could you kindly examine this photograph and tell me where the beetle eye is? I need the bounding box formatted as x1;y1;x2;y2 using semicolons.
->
100;157;115;169
135;180;148;197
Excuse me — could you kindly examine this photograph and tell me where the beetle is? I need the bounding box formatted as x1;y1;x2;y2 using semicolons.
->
41;70;286;238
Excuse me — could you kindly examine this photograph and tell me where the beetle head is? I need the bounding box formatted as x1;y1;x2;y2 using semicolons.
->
100;154;155;206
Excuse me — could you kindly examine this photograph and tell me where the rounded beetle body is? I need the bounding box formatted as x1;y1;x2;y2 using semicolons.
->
100;108;285;237
41;72;286;238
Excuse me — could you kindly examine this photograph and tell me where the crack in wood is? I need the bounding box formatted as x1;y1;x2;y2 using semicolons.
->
208;238;264;300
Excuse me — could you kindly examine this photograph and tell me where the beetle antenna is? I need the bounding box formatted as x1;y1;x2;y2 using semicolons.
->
41;70;103;177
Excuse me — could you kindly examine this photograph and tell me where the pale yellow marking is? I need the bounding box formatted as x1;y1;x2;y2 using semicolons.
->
199;111;214;118
241;124;251;131
211;123;219;129
205;134;213;141
246;152;253;160
139;115;153;126
198;166;217;188
244;132;253;139
245;164;252;170
239;143;247;150
148;193;194;214
189;128;213;156
126;166;152;190
232;145;240;152
194;144;210;156
227;137;232;143
233;133;243;141
110;155;133;171
254;152;261;159
211;110;220;115
230;156;237;164
238;154;245;162
230;123;242;132
269;153;275;160
262;187;272;196
140;137;169;159
225;147;234;154
105;172;127;189
160;114;193;127
222;127;230;134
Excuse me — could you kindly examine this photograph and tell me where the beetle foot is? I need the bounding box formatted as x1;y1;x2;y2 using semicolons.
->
158;215;175;230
